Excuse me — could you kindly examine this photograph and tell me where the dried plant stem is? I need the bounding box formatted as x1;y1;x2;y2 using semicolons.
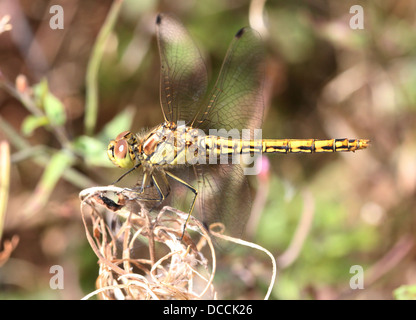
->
80;186;276;300
277;189;315;269
79;186;217;300
146;212;156;266
209;223;277;300
0;140;10;241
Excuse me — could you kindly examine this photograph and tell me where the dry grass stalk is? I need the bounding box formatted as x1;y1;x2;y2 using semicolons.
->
79;186;276;300
79;186;217;300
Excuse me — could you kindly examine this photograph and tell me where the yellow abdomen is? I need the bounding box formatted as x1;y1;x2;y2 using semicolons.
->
262;138;370;153
202;137;369;157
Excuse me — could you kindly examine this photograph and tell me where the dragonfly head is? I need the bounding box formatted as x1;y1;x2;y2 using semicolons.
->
107;131;138;169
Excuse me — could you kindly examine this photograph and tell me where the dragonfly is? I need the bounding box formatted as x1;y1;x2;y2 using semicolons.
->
107;13;369;240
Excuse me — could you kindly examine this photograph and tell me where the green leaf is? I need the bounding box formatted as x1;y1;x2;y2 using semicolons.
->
40;149;75;188
32;78;66;126
32;78;48;106
43;92;66;126
73;135;112;167
23;149;75;215
21;115;49;136
97;106;136;142
73;107;136;167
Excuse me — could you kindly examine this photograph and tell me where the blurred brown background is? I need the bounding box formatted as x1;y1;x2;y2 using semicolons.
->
0;0;415;299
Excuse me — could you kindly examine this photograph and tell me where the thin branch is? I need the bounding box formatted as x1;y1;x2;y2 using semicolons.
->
0;73;71;148
277;189;315;269
0;141;10;241
0;116;95;189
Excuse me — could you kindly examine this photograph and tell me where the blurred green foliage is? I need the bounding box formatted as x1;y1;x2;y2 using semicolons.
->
0;0;415;300
394;285;416;300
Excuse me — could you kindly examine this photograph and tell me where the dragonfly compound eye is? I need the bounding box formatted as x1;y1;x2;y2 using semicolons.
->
116;130;131;140
107;139;135;169
107;141;116;161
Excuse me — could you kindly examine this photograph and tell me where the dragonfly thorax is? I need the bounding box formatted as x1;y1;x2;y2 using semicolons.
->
141;122;200;167
107;122;194;170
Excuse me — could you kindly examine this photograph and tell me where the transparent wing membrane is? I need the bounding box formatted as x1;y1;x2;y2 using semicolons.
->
153;15;262;241
156;13;208;124
195;164;251;241
194;27;265;133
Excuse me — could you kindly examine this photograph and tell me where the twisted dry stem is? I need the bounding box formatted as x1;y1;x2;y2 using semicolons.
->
79;185;276;300
79;186;217;300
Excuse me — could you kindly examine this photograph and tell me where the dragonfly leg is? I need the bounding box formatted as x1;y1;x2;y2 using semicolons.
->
112;162;142;185
151;173;170;203
119;171;169;205
128;173;170;203
165;171;198;240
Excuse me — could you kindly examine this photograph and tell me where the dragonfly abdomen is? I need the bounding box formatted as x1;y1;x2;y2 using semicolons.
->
262;138;370;154
202;136;263;158
201;137;369;158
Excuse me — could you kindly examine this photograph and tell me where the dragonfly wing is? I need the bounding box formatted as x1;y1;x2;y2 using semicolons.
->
156;13;208;124
194;164;251;246
194;27;265;134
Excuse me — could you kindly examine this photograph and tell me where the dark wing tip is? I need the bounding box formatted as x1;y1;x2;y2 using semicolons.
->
156;13;162;25
235;27;246;38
